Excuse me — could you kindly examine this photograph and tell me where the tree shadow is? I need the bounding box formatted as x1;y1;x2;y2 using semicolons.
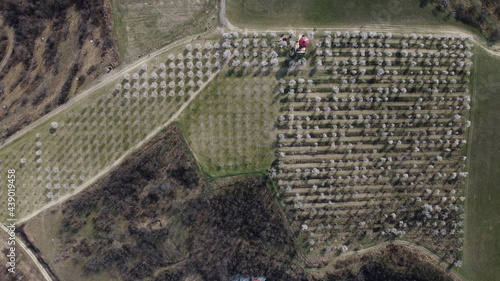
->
275;59;291;80
419;0;430;8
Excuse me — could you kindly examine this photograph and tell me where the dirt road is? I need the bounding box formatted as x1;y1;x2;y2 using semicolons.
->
17;55;229;225
217;2;499;57
0;32;202;148
0;223;52;281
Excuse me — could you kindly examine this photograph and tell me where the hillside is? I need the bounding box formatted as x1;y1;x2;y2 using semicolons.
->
19;123;461;281
0;0;119;142
1;0;499;280
21;124;306;281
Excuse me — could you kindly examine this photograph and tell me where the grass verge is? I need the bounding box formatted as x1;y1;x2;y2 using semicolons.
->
459;45;500;281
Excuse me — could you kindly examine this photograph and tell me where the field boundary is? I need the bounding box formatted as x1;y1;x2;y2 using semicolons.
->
219;4;500;58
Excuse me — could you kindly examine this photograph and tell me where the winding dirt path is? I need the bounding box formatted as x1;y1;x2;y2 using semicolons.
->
219;0;238;30
0;19;14;74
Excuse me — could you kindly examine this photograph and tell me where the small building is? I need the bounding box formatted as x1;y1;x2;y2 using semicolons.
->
291;35;310;57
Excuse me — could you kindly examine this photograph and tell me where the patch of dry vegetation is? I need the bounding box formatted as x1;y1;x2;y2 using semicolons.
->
0;0;119;141
0;25;12;68
0;232;46;280
22;124;306;281
314;243;456;281
110;0;218;60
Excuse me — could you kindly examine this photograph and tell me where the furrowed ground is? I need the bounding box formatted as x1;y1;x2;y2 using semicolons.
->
110;0;218;60
227;0;445;28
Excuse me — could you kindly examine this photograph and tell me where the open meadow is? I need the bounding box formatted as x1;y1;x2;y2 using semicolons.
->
226;0;500;47
179;63;280;177
459;46;500;281
228;0;436;26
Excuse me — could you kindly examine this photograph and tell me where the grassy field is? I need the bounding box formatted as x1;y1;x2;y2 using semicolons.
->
110;0;218;60
227;0;470;30
459;46;500;281
178;69;280;177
